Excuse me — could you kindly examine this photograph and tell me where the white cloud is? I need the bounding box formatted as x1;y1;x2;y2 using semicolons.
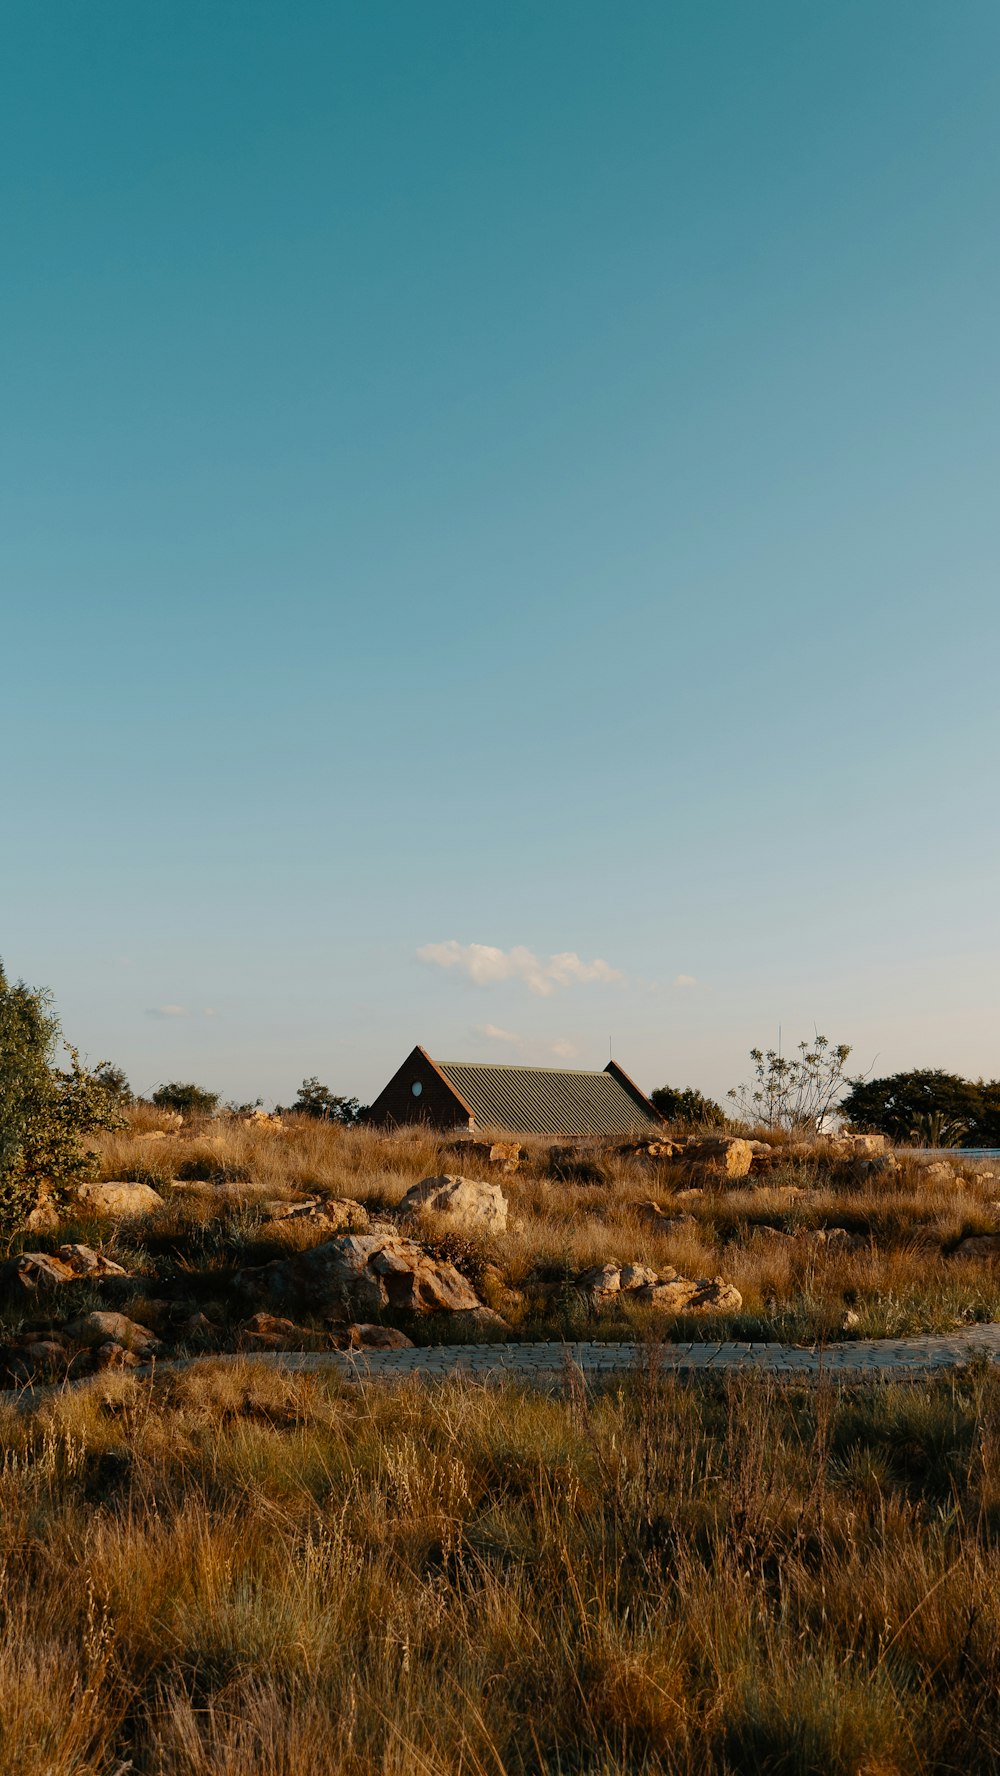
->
203;1008;218;1019
418;941;623;997
146;1004;188;1019
475;1023;522;1045
673;974;699;989
551;1039;578;1058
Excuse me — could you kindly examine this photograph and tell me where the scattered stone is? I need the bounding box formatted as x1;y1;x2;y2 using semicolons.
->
617;1138;680;1161
67;1311;160;1355
396;1175;508;1235
243;1111;283;1131
834;1133;887;1156
75;1181;165;1219
841;1309;861;1331
89;1342;142;1371
239;1234;484;1319
683;1137;753;1181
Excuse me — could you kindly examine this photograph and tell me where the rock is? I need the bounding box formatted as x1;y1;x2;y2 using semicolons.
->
447;1307;512;1337
23;1339;70;1366
396;1175;508;1235
239;1312;319;1350
618;1138;679;1161
340;1324;415;1351
841;1309;861;1331
576;1263;621;1296
243;1111;283;1131
67;1311;159;1354
0;1245;129;1292
24;1190;61;1233
919;1162;958;1187
807;1227;867;1254
634;1275;742;1313
265;1197;370;1234
240;1234;484;1319
178;1311;218;1341
75;1182;165;1219
683;1137;753;1181
447;1139;521;1174
89;1341;142;1371
951;1234;1000;1261
619;1263;660;1290
835;1132;887;1156
752;1224;795;1243
635;1202;697;1232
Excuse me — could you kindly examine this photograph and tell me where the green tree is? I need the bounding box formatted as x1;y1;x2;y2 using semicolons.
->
152;1081;220;1117
729;1035;857;1132
650;1085;726;1128
0;963;127;1233
841;1070;997;1146
93;1061;132;1104
290;1078;365;1123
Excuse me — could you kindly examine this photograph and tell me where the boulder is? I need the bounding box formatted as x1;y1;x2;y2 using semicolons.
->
684;1137;753;1180
75;1182;165;1219
835;1133;887;1156
265;1197;370;1234
341;1324;415;1351
576;1263;621;1297
89;1342;142;1372
447;1139;521;1174
634;1275;742;1313
239;1313;320;1351
951;1234;1000;1261
239;1233;483;1319
67;1311;159;1354
619;1263;660;1290
24;1190;60;1233
397;1175;508;1235
0;1245;128;1292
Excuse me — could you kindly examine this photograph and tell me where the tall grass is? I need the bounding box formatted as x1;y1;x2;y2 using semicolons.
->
1;1362;1000;1772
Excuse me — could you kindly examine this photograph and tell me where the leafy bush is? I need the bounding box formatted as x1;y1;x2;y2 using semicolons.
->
152;1081;220;1117
650;1084;726;1127
729;1035;856;1132
0;962;127;1232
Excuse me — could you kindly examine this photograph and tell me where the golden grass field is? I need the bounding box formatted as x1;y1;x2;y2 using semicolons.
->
1;1111;999;1772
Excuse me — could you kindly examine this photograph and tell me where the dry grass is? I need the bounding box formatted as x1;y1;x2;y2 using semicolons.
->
59;1112;1000;1346
1;1360;1000;1772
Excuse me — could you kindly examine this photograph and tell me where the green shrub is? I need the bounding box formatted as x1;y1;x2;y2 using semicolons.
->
152;1081;220;1116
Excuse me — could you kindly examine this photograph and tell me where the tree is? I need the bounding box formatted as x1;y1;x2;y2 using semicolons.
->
152;1081;220;1117
729;1035;858;1132
840;1070;1000;1146
0;963;127;1233
650;1085;726;1128
290;1078;365;1124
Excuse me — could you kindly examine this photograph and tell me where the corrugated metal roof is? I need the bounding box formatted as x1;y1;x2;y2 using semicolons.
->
435;1062;660;1138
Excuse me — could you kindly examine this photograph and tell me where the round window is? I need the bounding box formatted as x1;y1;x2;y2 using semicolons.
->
411;1081;423;1097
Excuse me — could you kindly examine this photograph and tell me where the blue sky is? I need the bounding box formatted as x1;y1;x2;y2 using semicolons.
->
2;1;999;1106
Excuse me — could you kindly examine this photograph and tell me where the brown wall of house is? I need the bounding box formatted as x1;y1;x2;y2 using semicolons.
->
365;1046;473;1130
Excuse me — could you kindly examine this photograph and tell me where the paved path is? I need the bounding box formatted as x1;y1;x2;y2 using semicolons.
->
137;1325;1000;1388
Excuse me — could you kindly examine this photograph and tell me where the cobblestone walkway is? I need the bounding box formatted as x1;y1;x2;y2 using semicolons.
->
169;1325;1000;1387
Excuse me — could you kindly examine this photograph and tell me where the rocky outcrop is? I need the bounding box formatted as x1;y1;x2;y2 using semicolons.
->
75;1181;165;1219
264;1197;370;1234
239;1233;485;1320
574;1260;741;1314
397;1175;508;1235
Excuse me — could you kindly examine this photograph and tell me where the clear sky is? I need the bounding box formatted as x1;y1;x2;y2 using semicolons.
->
3;1;999;1107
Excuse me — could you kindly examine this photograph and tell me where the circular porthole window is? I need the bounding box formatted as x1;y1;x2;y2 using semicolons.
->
411;1081;423;1097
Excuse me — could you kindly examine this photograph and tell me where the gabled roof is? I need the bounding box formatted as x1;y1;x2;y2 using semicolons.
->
434;1059;661;1138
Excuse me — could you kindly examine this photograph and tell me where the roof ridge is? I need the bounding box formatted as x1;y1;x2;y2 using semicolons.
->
438;1061;613;1077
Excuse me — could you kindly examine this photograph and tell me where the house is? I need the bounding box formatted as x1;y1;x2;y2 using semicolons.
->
366;1044;664;1138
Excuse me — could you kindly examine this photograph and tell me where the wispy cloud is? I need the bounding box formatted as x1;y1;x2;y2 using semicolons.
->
418;941;623;997
475;1022;522;1045
146;1004;188;1019
673;974;699;989
551;1038;578;1058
